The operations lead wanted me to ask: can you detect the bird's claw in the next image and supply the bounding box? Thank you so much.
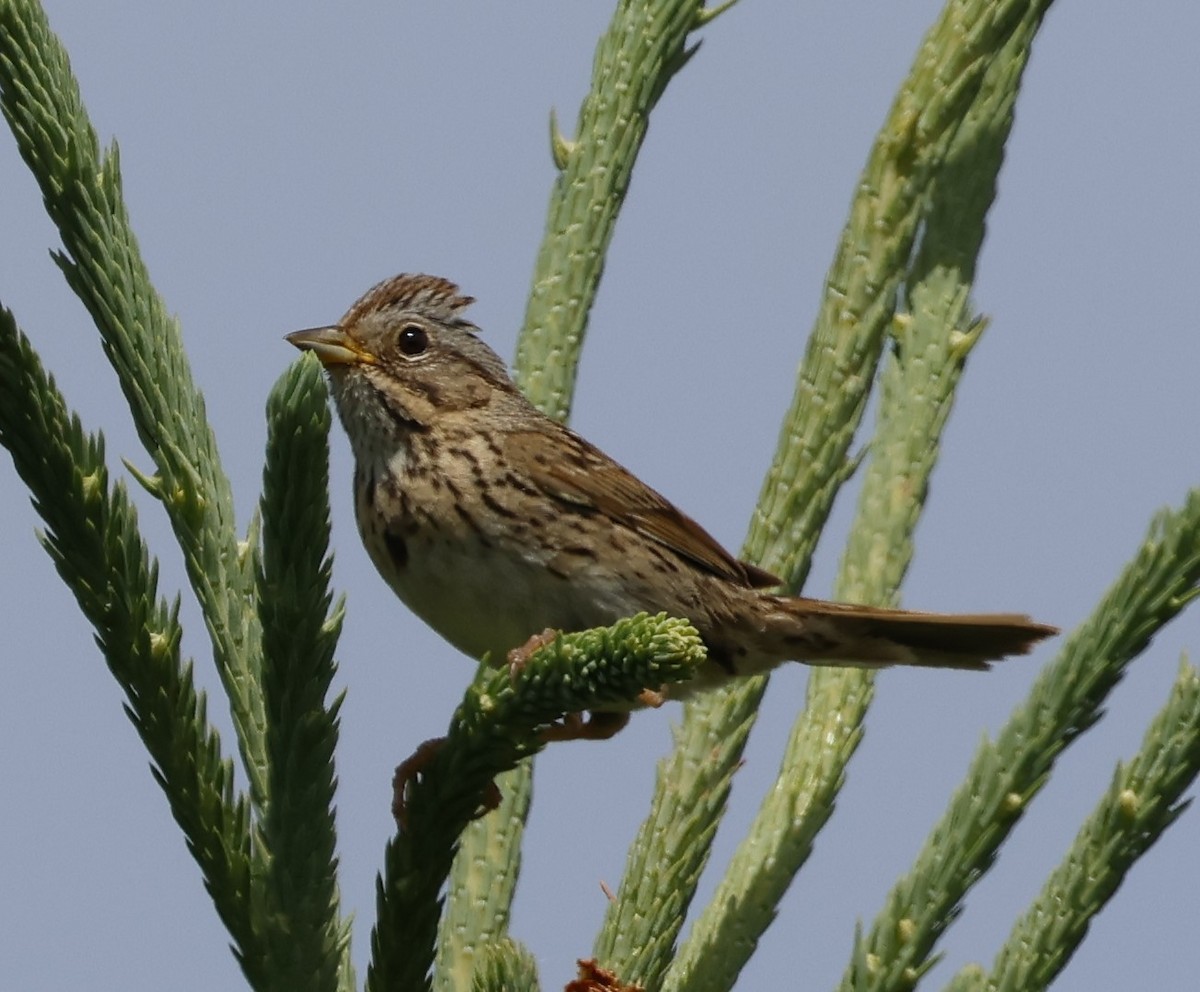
[507,627,559,682]
[391,736,502,830]
[637,687,666,708]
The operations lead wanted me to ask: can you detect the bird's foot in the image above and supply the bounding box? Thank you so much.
[637,687,666,708]
[391,736,502,830]
[507,627,559,681]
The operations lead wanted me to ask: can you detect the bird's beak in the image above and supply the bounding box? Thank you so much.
[285,326,377,366]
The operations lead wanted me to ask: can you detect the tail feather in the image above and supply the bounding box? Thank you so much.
[763,597,1058,672]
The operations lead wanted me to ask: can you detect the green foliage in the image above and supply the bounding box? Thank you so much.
[837,491,1200,992]
[369,615,706,992]
[0,1,1196,991]
[258,357,352,992]
[515,0,724,423]
[981,659,1200,991]
[0,0,269,807]
[0,306,261,980]
[603,4,1057,990]
[470,939,542,992]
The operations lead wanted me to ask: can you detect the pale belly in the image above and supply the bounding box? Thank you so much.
[365,523,640,665]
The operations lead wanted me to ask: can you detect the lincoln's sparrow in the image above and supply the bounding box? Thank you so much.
[288,274,1055,739]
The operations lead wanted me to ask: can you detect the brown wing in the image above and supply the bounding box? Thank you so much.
[505,428,780,589]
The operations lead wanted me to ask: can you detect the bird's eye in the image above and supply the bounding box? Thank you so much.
[397,324,429,357]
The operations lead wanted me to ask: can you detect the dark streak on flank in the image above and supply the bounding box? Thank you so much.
[385,531,408,569]
[362,467,376,509]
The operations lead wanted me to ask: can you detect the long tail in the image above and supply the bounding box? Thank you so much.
[758,596,1058,671]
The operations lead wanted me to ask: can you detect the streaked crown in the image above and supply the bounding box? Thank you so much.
[342,274,478,331]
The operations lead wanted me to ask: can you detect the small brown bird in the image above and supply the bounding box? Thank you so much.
[288,274,1055,739]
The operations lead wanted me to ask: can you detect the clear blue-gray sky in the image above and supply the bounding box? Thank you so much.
[2,2,1197,989]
